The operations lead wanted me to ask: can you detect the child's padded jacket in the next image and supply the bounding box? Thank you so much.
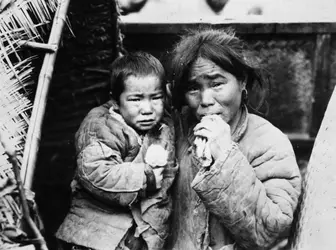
[56,100,177,250]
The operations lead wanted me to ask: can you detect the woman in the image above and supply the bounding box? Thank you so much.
[166,28,301,250]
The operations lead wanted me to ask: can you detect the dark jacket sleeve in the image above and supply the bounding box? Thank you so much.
[191,126,301,249]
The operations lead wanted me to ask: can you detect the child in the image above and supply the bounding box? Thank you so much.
[56,52,177,250]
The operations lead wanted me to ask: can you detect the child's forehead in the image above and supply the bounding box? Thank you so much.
[123,74,163,92]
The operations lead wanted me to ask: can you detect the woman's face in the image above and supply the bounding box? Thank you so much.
[185,57,245,126]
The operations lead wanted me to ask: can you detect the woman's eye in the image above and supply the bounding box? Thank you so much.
[187,89,199,96]
[187,85,199,92]
[212,82,223,88]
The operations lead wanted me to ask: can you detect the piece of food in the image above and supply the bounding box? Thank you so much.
[193,136,212,167]
[145,144,168,167]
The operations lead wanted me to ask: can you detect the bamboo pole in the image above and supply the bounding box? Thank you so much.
[21,0,71,189]
[291,87,336,249]
[18,41,58,53]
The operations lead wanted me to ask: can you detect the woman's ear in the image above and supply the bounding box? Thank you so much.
[166,82,172,99]
[241,75,248,90]
[241,81,247,91]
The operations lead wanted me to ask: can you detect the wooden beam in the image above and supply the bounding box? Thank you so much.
[120,22,336,35]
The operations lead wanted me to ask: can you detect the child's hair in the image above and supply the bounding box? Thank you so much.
[110,51,166,103]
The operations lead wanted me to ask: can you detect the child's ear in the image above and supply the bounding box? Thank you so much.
[109,91,120,107]
[166,83,172,99]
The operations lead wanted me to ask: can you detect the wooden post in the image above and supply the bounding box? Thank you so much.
[291,87,336,249]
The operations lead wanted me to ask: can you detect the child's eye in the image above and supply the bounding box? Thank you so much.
[129,98,140,102]
[152,95,163,100]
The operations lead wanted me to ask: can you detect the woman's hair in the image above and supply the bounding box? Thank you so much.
[168,27,269,113]
[110,51,166,103]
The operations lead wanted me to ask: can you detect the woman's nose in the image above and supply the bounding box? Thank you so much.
[140,100,153,114]
[200,89,215,107]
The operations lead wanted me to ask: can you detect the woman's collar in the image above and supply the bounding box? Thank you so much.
[231,105,249,142]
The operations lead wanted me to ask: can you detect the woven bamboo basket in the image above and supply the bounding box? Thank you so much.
[0,0,70,249]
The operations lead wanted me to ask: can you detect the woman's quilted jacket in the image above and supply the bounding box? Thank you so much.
[167,107,302,250]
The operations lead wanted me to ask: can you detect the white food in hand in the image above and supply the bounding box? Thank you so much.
[145,144,168,167]
[194,136,212,167]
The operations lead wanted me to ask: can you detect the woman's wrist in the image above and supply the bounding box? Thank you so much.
[211,139,233,161]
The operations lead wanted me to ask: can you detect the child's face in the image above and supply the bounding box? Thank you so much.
[119,75,164,133]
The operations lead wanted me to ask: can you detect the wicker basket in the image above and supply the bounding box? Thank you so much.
[0,159,23,249]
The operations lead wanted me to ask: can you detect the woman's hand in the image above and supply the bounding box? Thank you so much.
[193,115,232,161]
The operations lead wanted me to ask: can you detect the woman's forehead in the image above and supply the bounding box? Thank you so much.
[189,57,228,80]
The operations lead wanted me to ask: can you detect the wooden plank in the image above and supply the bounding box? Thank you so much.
[121,22,275,35]
[275,23,336,34]
[121,22,336,35]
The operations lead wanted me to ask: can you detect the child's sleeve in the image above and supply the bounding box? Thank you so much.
[76,139,147,207]
[74,118,156,207]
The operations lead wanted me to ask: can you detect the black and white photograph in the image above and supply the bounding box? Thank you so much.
[0,0,336,250]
